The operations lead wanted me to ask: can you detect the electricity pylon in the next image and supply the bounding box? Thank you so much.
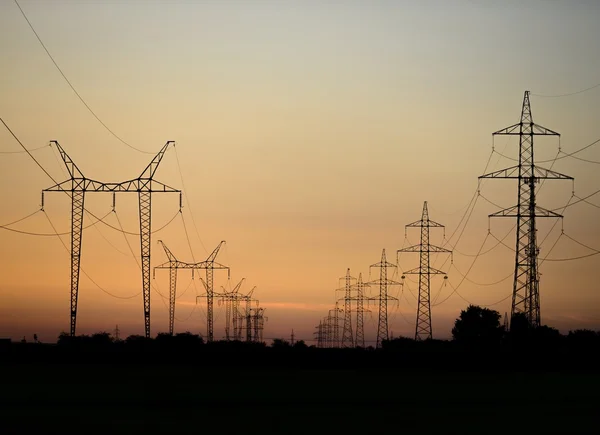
[315,321,323,348]
[193,241,229,341]
[352,273,370,348]
[328,303,343,348]
[336,269,356,347]
[155,240,229,338]
[219,278,245,340]
[238,287,256,341]
[368,249,402,348]
[43,140,180,338]
[398,201,451,341]
[479,90,573,327]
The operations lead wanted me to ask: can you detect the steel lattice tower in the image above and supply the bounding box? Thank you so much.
[398,201,451,340]
[43,141,180,338]
[369,249,402,348]
[155,240,229,339]
[353,273,370,348]
[219,278,245,340]
[479,91,572,327]
[338,268,356,347]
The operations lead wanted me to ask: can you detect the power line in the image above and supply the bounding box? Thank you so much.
[0,143,49,154]
[43,210,141,300]
[13,0,152,154]
[531,82,600,98]
[174,146,208,255]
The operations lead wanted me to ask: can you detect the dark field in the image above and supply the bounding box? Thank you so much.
[1,356,598,434]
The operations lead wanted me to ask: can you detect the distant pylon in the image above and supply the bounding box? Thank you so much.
[328,302,343,348]
[353,273,370,348]
[290,329,295,346]
[504,312,510,332]
[315,321,323,348]
[338,268,356,347]
[368,249,402,349]
[479,90,573,327]
[398,201,451,341]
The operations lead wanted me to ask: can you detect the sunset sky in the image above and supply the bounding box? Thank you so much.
[1,0,600,344]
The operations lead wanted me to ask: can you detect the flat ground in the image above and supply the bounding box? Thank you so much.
[1,363,598,434]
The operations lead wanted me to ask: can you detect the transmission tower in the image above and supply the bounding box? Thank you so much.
[290,329,295,346]
[43,141,180,338]
[238,287,256,341]
[352,273,370,348]
[155,240,229,338]
[398,201,451,341]
[479,90,573,327]
[328,303,343,348]
[315,321,323,348]
[219,278,245,340]
[336,269,356,347]
[368,249,402,348]
[503,312,510,332]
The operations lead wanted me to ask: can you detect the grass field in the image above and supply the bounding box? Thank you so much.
[1,363,598,434]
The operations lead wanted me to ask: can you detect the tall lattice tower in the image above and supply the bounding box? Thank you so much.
[480,90,572,327]
[398,201,451,341]
[339,268,356,347]
[352,273,370,348]
[369,249,402,349]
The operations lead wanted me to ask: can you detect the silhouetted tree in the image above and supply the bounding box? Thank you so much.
[567,329,600,349]
[531,325,562,348]
[271,338,291,348]
[452,305,503,346]
[91,332,113,346]
[174,331,203,346]
[293,340,308,349]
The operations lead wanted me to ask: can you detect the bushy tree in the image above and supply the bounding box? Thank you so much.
[271,338,291,348]
[452,305,503,346]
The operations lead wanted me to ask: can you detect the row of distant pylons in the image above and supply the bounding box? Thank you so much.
[42,140,265,342]
[315,90,573,347]
[314,201,450,349]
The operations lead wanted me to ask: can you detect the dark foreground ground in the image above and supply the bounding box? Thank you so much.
[1,345,599,434]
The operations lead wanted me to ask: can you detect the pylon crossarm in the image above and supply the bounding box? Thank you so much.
[158,240,177,262]
[402,266,446,275]
[206,240,226,262]
[405,220,444,228]
[532,166,573,180]
[531,123,560,136]
[138,141,174,179]
[398,245,451,253]
[43,178,180,193]
[490,205,563,218]
[493,122,521,135]
[479,165,520,179]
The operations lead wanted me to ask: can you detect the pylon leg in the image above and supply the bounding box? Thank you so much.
[225,298,231,341]
[139,191,152,338]
[206,267,214,342]
[70,191,85,336]
[169,265,177,336]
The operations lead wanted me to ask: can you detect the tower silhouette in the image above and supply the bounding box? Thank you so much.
[398,202,451,340]
[479,91,572,327]
[369,249,402,348]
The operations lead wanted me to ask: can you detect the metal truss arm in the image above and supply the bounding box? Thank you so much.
[489,205,564,219]
[402,266,446,276]
[398,245,451,253]
[479,165,520,179]
[51,140,85,179]
[139,141,174,179]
